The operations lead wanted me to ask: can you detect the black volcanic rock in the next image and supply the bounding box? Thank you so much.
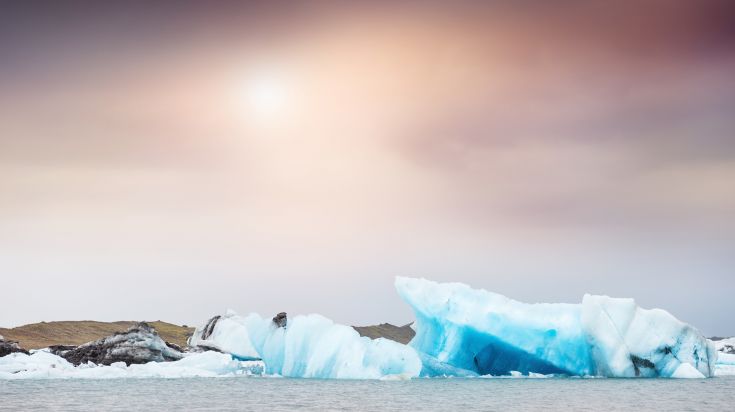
[59,322,184,366]
[273,312,287,328]
[200,315,221,341]
[48,344,77,357]
[0,335,30,357]
[186,315,225,353]
[187,342,224,354]
[165,341,186,353]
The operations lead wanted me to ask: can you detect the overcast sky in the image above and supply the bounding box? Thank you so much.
[1,1,734,335]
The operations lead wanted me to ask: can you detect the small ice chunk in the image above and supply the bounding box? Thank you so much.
[671,363,705,379]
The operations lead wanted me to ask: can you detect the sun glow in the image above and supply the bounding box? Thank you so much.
[235,70,290,120]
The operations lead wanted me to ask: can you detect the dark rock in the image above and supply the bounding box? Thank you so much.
[60,322,184,366]
[187,342,224,354]
[630,355,656,377]
[165,341,185,353]
[48,345,77,357]
[272,312,287,328]
[0,335,30,357]
[200,315,221,341]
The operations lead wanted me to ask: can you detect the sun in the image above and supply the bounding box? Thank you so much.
[235,70,290,119]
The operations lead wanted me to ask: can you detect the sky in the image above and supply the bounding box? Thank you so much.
[1,1,734,335]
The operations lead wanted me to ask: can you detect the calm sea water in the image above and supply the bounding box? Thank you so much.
[1,377,734,411]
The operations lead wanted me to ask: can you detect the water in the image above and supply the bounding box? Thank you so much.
[1,377,734,411]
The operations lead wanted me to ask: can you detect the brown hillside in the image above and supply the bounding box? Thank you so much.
[0,321,194,350]
[353,323,415,344]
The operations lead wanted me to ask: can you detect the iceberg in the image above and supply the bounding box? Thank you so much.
[188,311,261,361]
[714,337,735,354]
[189,311,422,379]
[55,322,184,366]
[1,277,719,380]
[396,277,716,378]
[711,337,735,376]
[715,352,735,376]
[0,350,264,380]
[582,295,715,378]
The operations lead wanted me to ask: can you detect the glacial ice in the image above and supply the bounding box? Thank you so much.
[1,277,722,380]
[395,277,717,378]
[0,350,264,380]
[711,337,735,376]
[714,337,735,354]
[188,310,260,361]
[716,352,735,365]
[582,295,716,378]
[190,311,422,379]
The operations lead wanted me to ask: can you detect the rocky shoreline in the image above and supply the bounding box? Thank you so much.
[0,335,29,357]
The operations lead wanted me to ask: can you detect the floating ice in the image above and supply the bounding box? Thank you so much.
[0,350,263,380]
[396,277,717,378]
[1,277,720,380]
[716,352,735,365]
[711,337,735,376]
[714,351,735,376]
[191,311,422,379]
[714,354,735,376]
[714,337,735,354]
[417,352,478,377]
[582,295,716,378]
[189,310,260,361]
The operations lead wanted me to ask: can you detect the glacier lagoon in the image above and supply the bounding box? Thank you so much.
[2,377,735,411]
[1,277,730,380]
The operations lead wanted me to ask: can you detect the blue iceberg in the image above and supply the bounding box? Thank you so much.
[396,277,717,378]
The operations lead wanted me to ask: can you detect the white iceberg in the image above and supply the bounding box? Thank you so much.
[191,311,422,379]
[714,337,735,354]
[396,277,717,378]
[711,337,735,376]
[189,310,261,360]
[582,295,715,378]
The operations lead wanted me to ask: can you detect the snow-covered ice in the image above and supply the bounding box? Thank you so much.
[714,337,735,354]
[0,350,263,380]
